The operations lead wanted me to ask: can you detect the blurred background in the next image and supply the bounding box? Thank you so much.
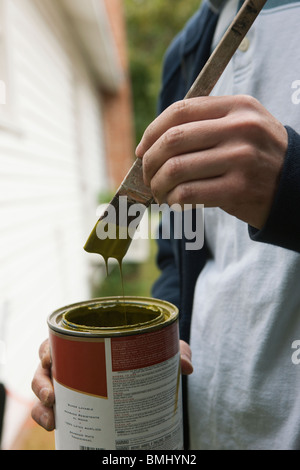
[0,0,200,450]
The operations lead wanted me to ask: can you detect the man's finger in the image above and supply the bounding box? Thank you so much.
[31,363,55,407]
[31,401,55,432]
[180,340,193,375]
[136,96,232,158]
[39,339,51,369]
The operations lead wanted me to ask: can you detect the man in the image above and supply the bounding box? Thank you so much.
[32,0,300,449]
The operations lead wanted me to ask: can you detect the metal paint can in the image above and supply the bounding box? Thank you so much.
[47,296,183,450]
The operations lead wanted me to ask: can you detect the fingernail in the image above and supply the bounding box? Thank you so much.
[39,387,50,405]
[181,354,194,373]
[135,143,142,157]
[41,351,51,369]
[40,412,51,431]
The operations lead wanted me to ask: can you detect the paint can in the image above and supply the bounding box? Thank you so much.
[47,296,183,450]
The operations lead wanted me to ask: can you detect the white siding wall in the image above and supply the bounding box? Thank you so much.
[0,0,108,445]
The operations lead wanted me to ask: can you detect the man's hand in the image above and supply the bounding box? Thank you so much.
[31,339,193,431]
[31,340,55,431]
[180,340,193,375]
[136,95,288,229]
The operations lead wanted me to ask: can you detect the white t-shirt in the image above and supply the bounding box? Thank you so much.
[188,0,300,450]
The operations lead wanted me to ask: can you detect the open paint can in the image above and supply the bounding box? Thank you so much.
[47,296,183,450]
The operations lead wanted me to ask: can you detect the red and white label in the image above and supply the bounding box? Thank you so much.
[50,322,183,450]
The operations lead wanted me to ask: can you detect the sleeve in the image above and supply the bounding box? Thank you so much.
[249,126,300,253]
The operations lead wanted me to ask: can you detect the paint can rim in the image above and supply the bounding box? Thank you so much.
[47,296,179,338]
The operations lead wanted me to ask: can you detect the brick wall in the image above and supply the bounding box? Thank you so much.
[103,0,135,189]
